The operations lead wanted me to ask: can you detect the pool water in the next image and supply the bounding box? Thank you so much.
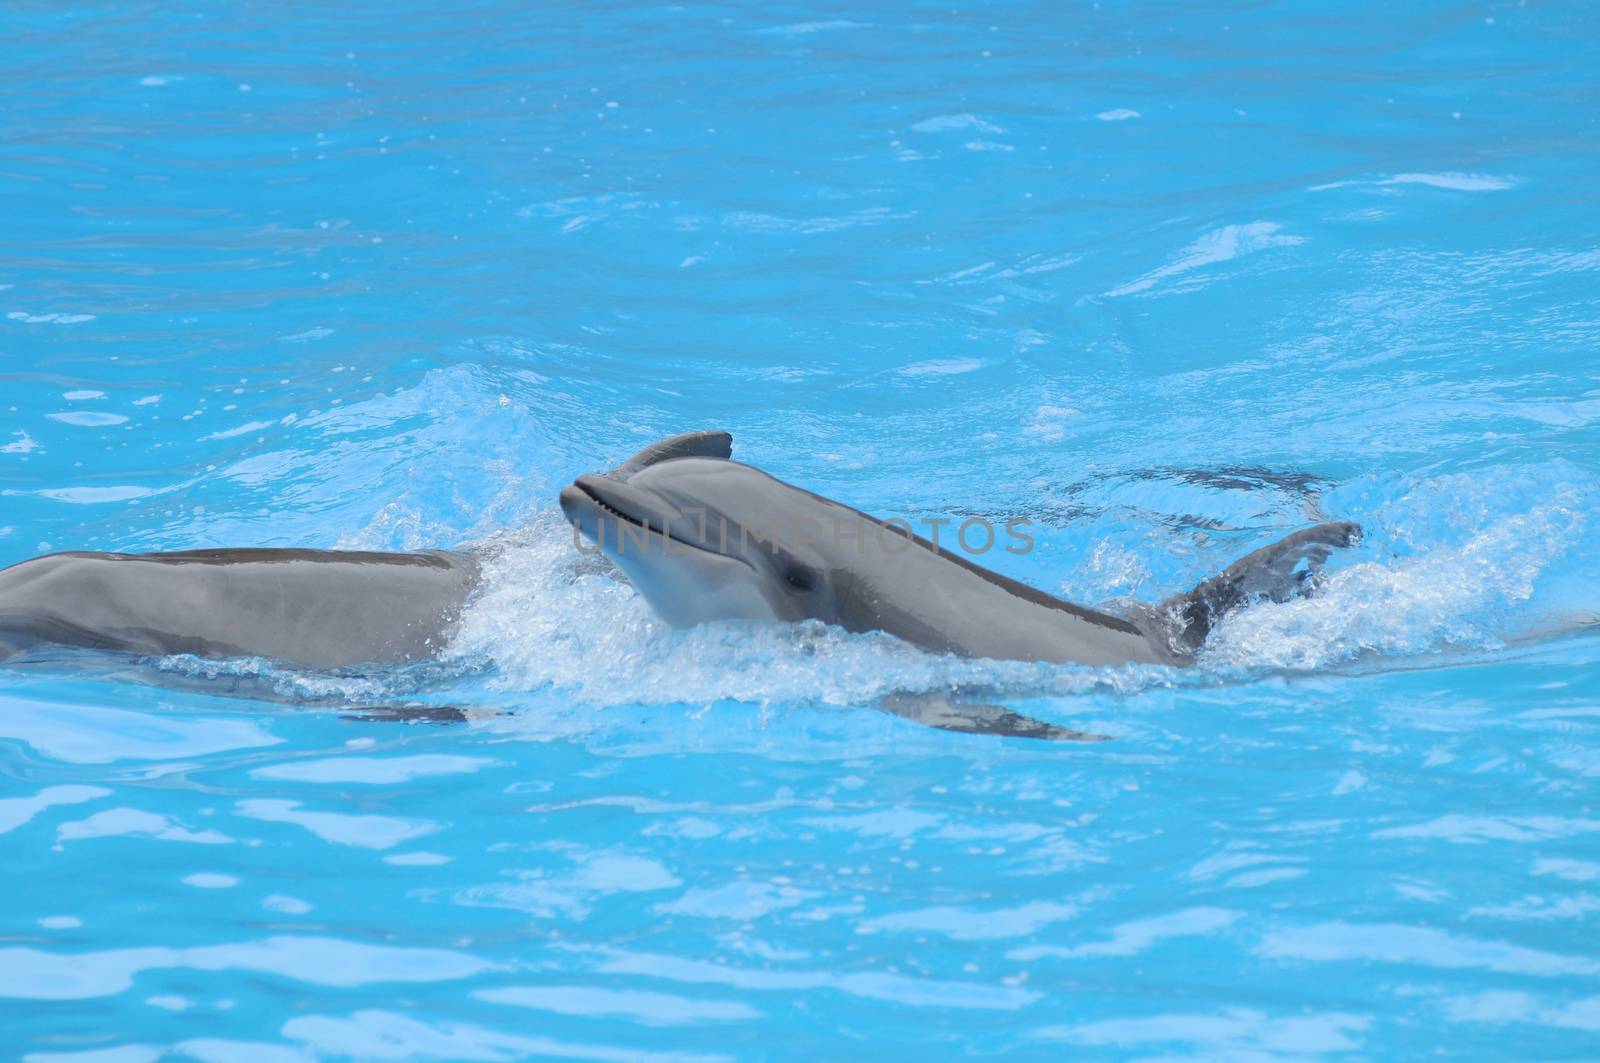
[4,1,1600,1058]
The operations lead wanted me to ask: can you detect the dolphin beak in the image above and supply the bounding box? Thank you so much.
[558,484,602,541]
[558,483,592,519]
[571,474,671,531]
[560,474,683,554]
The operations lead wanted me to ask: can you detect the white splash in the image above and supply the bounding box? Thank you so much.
[1,431,38,454]
[203,420,275,441]
[1311,172,1515,193]
[1384,172,1514,191]
[283,327,333,342]
[911,114,1004,134]
[757,19,870,36]
[36,485,158,504]
[446,516,1139,708]
[1107,222,1304,296]
[898,358,983,377]
[46,411,127,427]
[1205,492,1586,671]
[7,311,95,324]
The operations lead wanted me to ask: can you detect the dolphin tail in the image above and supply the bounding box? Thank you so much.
[1160,520,1362,654]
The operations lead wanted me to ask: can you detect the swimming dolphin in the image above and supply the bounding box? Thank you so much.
[559,431,1360,669]
[0,547,477,669]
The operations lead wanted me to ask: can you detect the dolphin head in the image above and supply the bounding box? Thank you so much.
[558,432,852,629]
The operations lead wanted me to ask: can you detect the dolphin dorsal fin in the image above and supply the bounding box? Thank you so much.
[611,431,733,479]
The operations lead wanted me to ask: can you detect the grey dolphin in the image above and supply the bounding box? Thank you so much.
[0,548,478,669]
[559,431,1360,669]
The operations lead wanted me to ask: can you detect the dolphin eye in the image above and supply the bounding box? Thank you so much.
[784,566,816,593]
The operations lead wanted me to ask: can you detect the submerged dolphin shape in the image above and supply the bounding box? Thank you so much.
[559,431,1360,670]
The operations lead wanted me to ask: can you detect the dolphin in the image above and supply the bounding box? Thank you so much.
[0,431,1356,743]
[559,431,1360,672]
[0,547,478,669]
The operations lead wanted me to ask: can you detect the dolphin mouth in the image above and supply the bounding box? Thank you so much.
[562,475,738,562]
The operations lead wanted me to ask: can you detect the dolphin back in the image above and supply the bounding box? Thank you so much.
[0,548,481,669]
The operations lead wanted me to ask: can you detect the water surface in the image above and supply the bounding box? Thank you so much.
[3,1,1600,1058]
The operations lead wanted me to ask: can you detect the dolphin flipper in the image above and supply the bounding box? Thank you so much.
[341,704,476,724]
[877,692,1111,742]
[611,431,733,479]
[1161,520,1362,653]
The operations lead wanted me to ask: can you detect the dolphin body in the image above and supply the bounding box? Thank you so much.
[0,548,478,669]
[560,431,1360,673]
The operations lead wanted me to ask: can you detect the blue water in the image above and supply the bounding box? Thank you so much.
[4,1,1600,1058]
